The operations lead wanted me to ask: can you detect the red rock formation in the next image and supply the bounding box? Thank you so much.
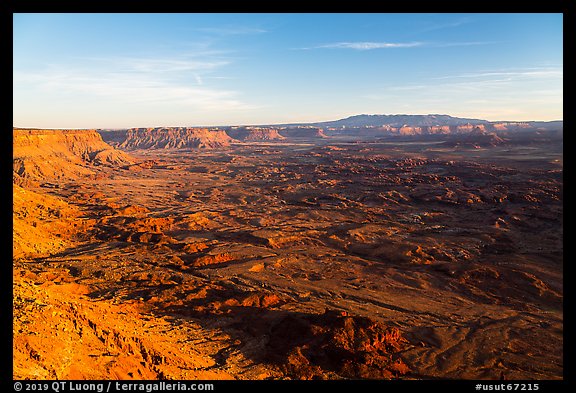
[279,127,328,138]
[13,184,82,258]
[398,125,422,135]
[226,127,285,141]
[376,124,489,136]
[13,128,135,186]
[443,127,505,148]
[265,309,410,379]
[118,127,234,149]
[492,122,531,131]
[422,125,451,134]
[451,123,487,134]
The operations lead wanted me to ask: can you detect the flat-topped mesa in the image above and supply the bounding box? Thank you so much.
[13,128,135,186]
[15,129,105,156]
[226,126,285,141]
[116,127,235,150]
[13,128,134,163]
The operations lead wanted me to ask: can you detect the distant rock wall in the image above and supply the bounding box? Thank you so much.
[279,127,327,138]
[114,127,235,149]
[226,127,285,141]
[384,123,488,136]
[96,129,129,146]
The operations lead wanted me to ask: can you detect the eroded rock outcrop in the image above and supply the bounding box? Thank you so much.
[13,129,135,186]
[226,127,285,141]
[13,184,83,258]
[442,127,506,148]
[279,127,328,138]
[115,127,235,150]
[265,309,410,379]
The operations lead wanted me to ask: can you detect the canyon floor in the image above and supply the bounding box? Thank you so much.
[13,139,563,380]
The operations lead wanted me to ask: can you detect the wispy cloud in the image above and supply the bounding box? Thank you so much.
[14,69,252,110]
[127,58,230,73]
[433,67,563,80]
[416,17,473,34]
[302,41,423,50]
[77,55,230,74]
[301,40,495,51]
[381,68,562,95]
[430,41,500,48]
[194,26,267,35]
[361,65,562,120]
[13,52,257,112]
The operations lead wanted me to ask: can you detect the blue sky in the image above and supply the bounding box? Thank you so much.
[13,13,563,128]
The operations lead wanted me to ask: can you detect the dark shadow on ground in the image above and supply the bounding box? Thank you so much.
[87,282,411,380]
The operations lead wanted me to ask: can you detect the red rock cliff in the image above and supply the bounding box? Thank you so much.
[13,128,135,185]
[118,127,235,149]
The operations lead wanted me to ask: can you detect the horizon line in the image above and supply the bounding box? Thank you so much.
[13,113,564,131]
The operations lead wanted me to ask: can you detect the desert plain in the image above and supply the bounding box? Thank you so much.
[12,124,563,380]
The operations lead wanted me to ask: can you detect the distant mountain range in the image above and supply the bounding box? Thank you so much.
[265,114,561,130]
[312,114,488,128]
[94,114,562,147]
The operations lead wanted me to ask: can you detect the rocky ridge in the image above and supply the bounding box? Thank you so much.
[226,127,285,141]
[115,128,234,150]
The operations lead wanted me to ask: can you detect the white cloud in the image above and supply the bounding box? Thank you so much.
[127,58,230,73]
[302,41,496,51]
[303,41,423,50]
[430,41,500,48]
[358,64,562,121]
[417,17,473,33]
[194,26,267,35]
[74,55,230,74]
[15,70,251,110]
[434,67,563,80]
[13,53,257,114]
